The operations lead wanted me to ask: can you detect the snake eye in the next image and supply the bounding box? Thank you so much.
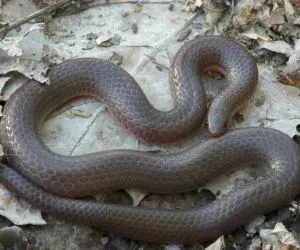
[202,64,227,80]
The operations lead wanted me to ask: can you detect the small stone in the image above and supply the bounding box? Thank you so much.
[82,40,94,50]
[140,194,162,209]
[192,14,205,29]
[198,189,217,202]
[205,236,225,250]
[133,3,143,12]
[109,52,123,66]
[293,134,300,145]
[96,34,121,47]
[244,216,266,234]
[131,22,138,34]
[164,245,181,250]
[100,237,109,246]
[119,23,129,31]
[294,16,300,25]
[0,226,26,249]
[86,32,98,40]
[106,236,131,249]
[249,237,262,250]
[255,95,265,107]
[67,41,75,47]
[296,124,300,132]
[168,4,174,11]
[156,65,163,71]
[233,112,244,124]
[144,246,164,250]
[265,13,286,27]
[121,10,130,17]
[0,22,8,28]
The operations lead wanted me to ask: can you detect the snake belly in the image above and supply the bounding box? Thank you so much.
[0,35,299,244]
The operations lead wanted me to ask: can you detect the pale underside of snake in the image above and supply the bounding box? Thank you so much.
[0,35,299,244]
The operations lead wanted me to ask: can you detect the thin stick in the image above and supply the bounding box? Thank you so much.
[89,0,173,6]
[0,0,73,40]
[109,0,172,4]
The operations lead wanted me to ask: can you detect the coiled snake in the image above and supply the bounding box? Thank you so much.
[0,36,299,244]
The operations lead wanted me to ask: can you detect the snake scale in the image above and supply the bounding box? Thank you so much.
[0,36,299,244]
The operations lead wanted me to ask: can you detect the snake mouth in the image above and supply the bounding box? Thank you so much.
[209,127,227,137]
[207,117,228,137]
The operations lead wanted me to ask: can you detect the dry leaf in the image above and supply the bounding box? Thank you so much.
[277,74,300,87]
[260,222,300,250]
[242,31,271,41]
[195,0,203,8]
[284,0,295,15]
[259,40,294,55]
[66,109,92,119]
[205,236,225,250]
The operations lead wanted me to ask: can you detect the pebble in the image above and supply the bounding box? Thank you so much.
[0,226,26,249]
[100,236,109,246]
[168,4,174,11]
[244,216,266,234]
[165,245,181,250]
[109,52,123,66]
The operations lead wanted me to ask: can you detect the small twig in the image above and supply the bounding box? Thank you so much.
[230,0,234,17]
[144,54,169,70]
[89,0,173,6]
[131,12,199,74]
[175,12,199,41]
[110,0,172,3]
[178,12,200,35]
[0,0,74,40]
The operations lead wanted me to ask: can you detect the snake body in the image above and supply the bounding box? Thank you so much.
[0,36,299,244]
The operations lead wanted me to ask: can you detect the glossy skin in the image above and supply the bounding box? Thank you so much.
[0,36,299,244]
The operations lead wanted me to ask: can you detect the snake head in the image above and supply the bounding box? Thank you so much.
[207,111,228,137]
[208,122,227,137]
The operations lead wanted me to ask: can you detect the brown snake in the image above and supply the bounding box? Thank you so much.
[0,36,299,244]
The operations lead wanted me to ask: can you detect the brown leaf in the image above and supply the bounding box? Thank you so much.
[277,74,300,88]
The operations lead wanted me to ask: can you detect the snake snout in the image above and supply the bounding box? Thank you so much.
[207,112,228,137]
[208,122,227,137]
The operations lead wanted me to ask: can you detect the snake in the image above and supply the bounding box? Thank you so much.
[0,35,299,244]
